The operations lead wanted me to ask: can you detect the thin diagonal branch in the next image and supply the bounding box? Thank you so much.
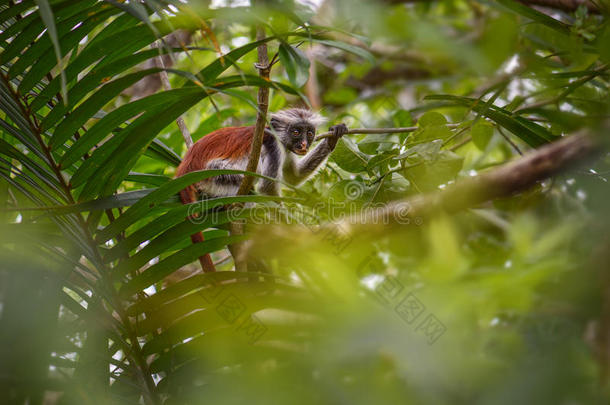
[315,124,460,141]
[348,131,600,232]
[383,0,601,13]
[153,41,193,149]
[258,128,603,247]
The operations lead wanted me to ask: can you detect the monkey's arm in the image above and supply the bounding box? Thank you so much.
[283,140,331,184]
[283,124,347,185]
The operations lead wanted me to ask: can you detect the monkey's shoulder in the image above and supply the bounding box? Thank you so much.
[197,126,255,144]
[195,125,278,149]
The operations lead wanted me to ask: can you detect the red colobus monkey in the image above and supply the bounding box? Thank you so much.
[176,108,348,272]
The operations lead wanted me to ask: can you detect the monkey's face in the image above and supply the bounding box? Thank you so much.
[285,123,315,155]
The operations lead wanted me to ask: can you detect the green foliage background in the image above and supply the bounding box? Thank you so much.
[1,0,609,404]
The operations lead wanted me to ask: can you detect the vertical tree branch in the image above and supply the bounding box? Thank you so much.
[230,18,271,272]
[237,26,270,195]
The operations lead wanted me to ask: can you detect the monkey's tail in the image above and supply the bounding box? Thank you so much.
[180,186,217,273]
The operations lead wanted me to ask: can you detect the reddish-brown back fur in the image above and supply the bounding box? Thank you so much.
[176,126,256,177]
[175,126,259,273]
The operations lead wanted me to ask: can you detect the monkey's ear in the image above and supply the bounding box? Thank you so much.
[270,117,281,130]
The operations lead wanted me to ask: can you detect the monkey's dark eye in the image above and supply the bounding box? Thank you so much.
[307,131,313,137]
[292,130,300,136]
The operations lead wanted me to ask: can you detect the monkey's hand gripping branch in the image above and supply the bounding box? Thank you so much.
[326,123,348,150]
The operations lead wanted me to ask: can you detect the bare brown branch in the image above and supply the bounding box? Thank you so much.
[315,124,460,141]
[517,0,600,12]
[258,129,602,249]
[231,18,272,272]
[237,28,270,196]
[348,132,599,232]
[153,40,194,149]
[305,47,322,110]
[384,0,600,12]
[124,30,193,100]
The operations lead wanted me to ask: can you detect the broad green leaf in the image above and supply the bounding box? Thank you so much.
[0,138,63,196]
[75,96,204,200]
[0,117,47,162]
[104,195,283,263]
[479,13,519,70]
[10,189,157,216]
[185,37,274,87]
[16,7,120,92]
[471,122,494,150]
[125,173,171,187]
[425,94,556,147]
[53,68,166,151]
[418,111,447,127]
[367,151,399,173]
[74,77,296,199]
[308,38,375,63]
[393,109,414,142]
[125,271,287,316]
[278,42,310,88]
[34,47,162,114]
[191,108,237,141]
[141,281,313,355]
[95,169,275,243]
[393,110,414,127]
[144,139,182,167]
[135,280,303,337]
[409,112,453,144]
[64,88,201,178]
[37,16,186,120]
[358,133,398,154]
[0,1,31,24]
[34,0,68,101]
[331,137,369,173]
[0,0,96,61]
[149,327,296,373]
[112,209,255,281]
[410,125,452,144]
[395,139,443,160]
[494,0,571,35]
[119,235,247,297]
[403,150,464,192]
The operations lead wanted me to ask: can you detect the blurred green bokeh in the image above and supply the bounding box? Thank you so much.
[1,0,609,404]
